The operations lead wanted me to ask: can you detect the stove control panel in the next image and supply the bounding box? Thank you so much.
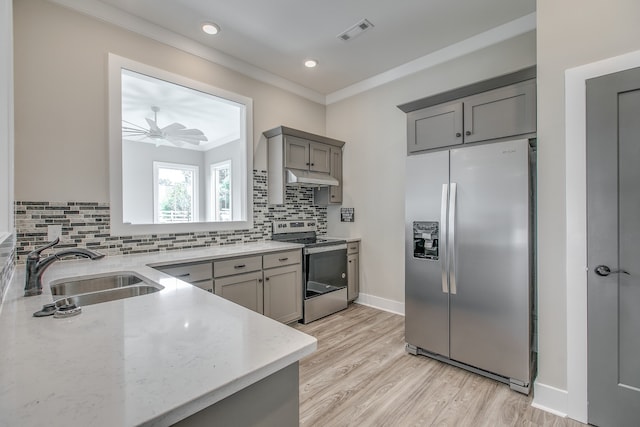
[272,220,317,234]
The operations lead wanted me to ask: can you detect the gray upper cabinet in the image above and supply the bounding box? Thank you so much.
[407,102,463,153]
[462,80,536,144]
[284,136,331,173]
[314,146,343,205]
[400,67,537,154]
[264,126,345,205]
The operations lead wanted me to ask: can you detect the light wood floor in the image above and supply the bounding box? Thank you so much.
[294,304,586,427]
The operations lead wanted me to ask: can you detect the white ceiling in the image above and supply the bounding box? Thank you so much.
[50,0,536,102]
[121,69,241,151]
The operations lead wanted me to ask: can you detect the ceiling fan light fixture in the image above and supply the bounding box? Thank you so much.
[304,59,318,68]
[202,22,220,35]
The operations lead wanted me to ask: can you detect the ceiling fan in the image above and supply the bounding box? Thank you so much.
[122,106,208,147]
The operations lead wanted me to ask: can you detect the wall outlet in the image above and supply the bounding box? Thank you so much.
[47,224,62,241]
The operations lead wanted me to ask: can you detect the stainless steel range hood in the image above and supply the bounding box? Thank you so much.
[286,169,339,187]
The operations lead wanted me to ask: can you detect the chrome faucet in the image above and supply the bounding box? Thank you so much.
[24,237,105,296]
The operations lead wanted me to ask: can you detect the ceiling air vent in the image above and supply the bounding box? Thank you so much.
[337,19,374,42]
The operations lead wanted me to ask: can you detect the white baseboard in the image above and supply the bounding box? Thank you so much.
[355,293,405,316]
[532,381,568,418]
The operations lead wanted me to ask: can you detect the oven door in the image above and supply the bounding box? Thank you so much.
[304,244,347,298]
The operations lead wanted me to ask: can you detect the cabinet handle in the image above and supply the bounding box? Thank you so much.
[456,132,461,137]
[258,278,262,283]
[349,260,352,263]
[465,131,471,136]
[265,277,270,281]
[331,195,335,198]
[278,257,289,261]
[311,163,315,166]
[234,264,246,269]
[176,273,190,278]
[306,162,310,166]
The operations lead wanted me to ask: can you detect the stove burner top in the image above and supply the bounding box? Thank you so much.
[271,220,346,248]
[271,234,346,248]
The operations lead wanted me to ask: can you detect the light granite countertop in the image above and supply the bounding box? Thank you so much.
[0,241,317,427]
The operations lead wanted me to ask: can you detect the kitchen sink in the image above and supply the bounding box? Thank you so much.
[53,285,162,308]
[50,272,146,296]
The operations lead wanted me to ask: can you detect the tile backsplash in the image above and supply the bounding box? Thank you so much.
[14,170,327,263]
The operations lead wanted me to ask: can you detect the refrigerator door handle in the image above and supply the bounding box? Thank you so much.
[440,184,449,293]
[448,183,457,294]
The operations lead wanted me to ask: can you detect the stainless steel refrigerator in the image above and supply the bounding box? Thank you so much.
[405,138,533,393]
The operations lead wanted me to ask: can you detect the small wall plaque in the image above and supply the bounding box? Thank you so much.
[340,208,354,222]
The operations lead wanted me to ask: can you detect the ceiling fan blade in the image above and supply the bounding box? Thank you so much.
[161,122,186,133]
[122,119,148,131]
[145,117,161,133]
[166,135,204,145]
[175,129,208,139]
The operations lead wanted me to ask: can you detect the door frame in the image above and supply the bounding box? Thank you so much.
[562,49,640,423]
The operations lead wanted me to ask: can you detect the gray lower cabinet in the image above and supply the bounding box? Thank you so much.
[215,271,264,313]
[264,264,302,324]
[214,250,303,323]
[156,261,214,293]
[406,79,536,153]
[155,249,303,324]
[347,242,360,302]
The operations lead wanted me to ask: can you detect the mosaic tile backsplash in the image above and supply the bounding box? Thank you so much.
[14,170,327,263]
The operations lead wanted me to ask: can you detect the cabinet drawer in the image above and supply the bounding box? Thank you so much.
[157,262,213,283]
[263,250,301,269]
[347,242,360,255]
[192,279,214,293]
[214,255,262,278]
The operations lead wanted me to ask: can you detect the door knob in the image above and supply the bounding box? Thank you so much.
[594,265,630,277]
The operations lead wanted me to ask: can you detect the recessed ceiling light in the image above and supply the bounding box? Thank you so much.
[202,23,220,35]
[304,59,318,68]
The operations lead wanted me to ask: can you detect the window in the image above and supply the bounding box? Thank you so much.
[108,54,253,236]
[153,162,199,223]
[211,161,231,221]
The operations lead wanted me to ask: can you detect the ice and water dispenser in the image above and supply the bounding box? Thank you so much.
[413,221,439,260]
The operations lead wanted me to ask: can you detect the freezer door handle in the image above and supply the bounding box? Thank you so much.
[448,183,457,294]
[440,184,449,293]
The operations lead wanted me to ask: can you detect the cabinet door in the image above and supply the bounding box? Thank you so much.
[463,80,536,144]
[309,142,331,173]
[215,271,264,314]
[329,147,343,203]
[347,253,359,302]
[407,102,463,153]
[263,264,302,324]
[284,136,310,170]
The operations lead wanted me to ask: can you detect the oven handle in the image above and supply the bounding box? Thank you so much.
[304,243,348,255]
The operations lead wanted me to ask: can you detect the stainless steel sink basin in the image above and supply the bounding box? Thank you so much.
[51,273,146,296]
[54,285,161,308]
